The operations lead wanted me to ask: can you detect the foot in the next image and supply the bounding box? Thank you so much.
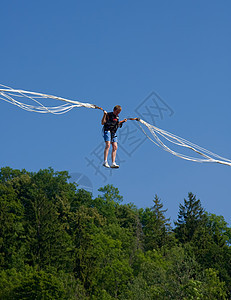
[103,161,110,168]
[111,162,119,168]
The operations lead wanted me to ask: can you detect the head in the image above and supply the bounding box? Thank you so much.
[113,105,122,116]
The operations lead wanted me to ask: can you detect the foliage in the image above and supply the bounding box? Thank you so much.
[0,167,230,299]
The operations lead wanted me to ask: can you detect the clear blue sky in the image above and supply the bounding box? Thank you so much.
[1,1,231,224]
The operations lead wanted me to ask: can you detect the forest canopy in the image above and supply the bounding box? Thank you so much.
[0,167,230,299]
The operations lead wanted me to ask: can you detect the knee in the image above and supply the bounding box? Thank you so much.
[112,144,118,151]
[105,142,110,150]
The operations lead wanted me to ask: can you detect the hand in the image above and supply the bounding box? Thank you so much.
[104,110,107,114]
[123,119,127,123]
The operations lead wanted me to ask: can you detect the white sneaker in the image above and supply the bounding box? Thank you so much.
[111,162,119,168]
[103,161,110,168]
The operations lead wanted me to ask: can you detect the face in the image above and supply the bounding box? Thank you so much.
[114,108,121,116]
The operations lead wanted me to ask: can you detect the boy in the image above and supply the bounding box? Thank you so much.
[101,105,127,168]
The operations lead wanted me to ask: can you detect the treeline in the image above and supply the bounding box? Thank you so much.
[0,167,230,299]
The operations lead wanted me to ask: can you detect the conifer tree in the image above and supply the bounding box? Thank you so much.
[174,192,206,243]
[141,195,173,251]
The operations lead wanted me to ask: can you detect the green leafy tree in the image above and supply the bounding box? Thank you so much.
[20,169,73,270]
[0,167,28,183]
[85,231,133,298]
[175,195,231,296]
[182,268,228,299]
[70,205,105,286]
[0,267,69,300]
[0,171,26,269]
[70,188,93,211]
[93,185,123,224]
[206,213,231,246]
[198,268,227,299]
[191,221,231,295]
[115,203,143,262]
[71,213,132,297]
[14,270,67,300]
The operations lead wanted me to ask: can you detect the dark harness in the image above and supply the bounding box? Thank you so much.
[103,112,122,134]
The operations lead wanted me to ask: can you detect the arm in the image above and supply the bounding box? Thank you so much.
[119,118,127,125]
[118,118,127,128]
[101,111,108,125]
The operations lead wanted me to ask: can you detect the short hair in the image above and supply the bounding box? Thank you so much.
[113,105,122,112]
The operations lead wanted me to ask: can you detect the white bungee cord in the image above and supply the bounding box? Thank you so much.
[0,84,95,114]
[137,119,231,167]
[1,84,231,167]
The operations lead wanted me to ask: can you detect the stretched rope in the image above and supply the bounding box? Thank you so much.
[1,84,230,167]
[137,119,231,167]
[0,84,97,114]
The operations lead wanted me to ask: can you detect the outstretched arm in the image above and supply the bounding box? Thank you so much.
[118,118,127,128]
[119,118,127,125]
[101,111,108,125]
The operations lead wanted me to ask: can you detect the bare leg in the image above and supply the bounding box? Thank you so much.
[104,141,111,162]
[111,142,118,163]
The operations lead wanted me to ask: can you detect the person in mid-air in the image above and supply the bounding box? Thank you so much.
[101,105,127,168]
